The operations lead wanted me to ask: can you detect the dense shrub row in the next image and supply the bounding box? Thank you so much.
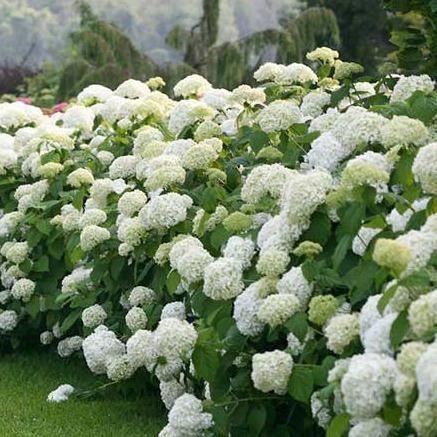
[0,48,436,436]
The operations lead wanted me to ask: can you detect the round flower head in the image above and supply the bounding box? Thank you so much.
[412,142,437,195]
[340,353,396,420]
[276,63,318,84]
[106,355,135,382]
[173,74,212,98]
[159,378,186,410]
[161,302,186,321]
[397,341,428,377]
[117,190,148,217]
[233,285,266,336]
[231,84,266,106]
[2,241,29,264]
[78,208,107,229]
[176,247,213,284]
[306,47,339,65]
[349,418,391,437]
[373,238,410,274]
[390,74,435,103]
[256,248,290,277]
[277,266,313,310]
[409,399,437,437]
[257,294,300,327]
[222,236,255,269]
[139,193,193,230]
[0,310,18,331]
[81,304,107,328]
[380,116,428,149]
[203,257,244,300]
[324,313,360,354]
[251,350,293,395]
[163,394,213,436]
[257,100,303,133]
[125,307,148,332]
[253,62,284,82]
[408,290,437,337]
[126,329,154,369]
[80,225,110,251]
[66,168,94,188]
[11,278,35,302]
[128,286,155,307]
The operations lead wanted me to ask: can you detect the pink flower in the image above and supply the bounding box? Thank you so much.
[16,97,32,105]
[51,102,68,114]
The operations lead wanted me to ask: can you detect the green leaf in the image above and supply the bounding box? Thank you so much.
[284,312,308,342]
[377,281,398,313]
[390,310,409,349]
[166,269,181,294]
[247,404,267,436]
[60,309,82,334]
[201,187,218,213]
[332,235,352,270]
[288,365,314,403]
[327,414,350,437]
[33,255,49,273]
[210,225,228,251]
[110,256,125,281]
[249,130,270,153]
[192,343,220,382]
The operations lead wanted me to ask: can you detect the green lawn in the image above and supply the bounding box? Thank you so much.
[0,349,165,437]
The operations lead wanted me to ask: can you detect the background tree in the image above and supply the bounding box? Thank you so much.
[307,0,392,73]
[384,0,437,77]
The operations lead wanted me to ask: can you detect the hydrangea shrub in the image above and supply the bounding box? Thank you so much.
[0,49,437,436]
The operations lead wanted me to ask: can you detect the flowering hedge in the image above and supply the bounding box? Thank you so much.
[0,47,437,436]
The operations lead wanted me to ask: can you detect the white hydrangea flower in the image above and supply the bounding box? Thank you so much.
[380,116,428,149]
[1,241,29,264]
[168,100,215,135]
[47,384,75,403]
[66,168,94,188]
[251,350,293,394]
[253,62,285,82]
[106,355,135,382]
[390,74,435,103]
[256,248,290,277]
[161,394,213,437]
[349,418,391,437]
[81,304,107,328]
[160,378,186,410]
[0,310,18,331]
[161,302,186,321]
[57,336,83,358]
[300,90,331,118]
[258,294,300,327]
[109,155,138,180]
[287,333,303,356]
[340,353,396,420]
[416,343,437,404]
[11,278,35,302]
[78,208,107,229]
[362,313,397,356]
[203,257,244,300]
[61,266,92,294]
[241,164,295,204]
[126,329,154,369]
[174,74,212,98]
[82,326,125,374]
[277,266,313,311]
[231,84,266,106]
[222,236,255,269]
[80,225,110,251]
[276,63,318,84]
[125,307,148,332]
[352,226,382,256]
[139,193,193,230]
[233,283,266,337]
[128,286,155,307]
[408,289,437,337]
[324,313,359,354]
[412,142,437,194]
[40,330,54,345]
[114,79,150,99]
[117,217,147,247]
[257,100,303,133]
[175,247,213,284]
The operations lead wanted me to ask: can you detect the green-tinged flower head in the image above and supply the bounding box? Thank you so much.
[308,295,338,326]
[334,61,364,80]
[373,238,410,274]
[256,146,283,162]
[206,168,227,185]
[293,241,323,258]
[223,212,253,233]
[194,120,221,141]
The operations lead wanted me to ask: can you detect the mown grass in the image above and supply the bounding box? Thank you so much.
[0,349,165,436]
